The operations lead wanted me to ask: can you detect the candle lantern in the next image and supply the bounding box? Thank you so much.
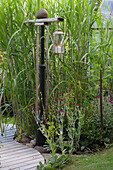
[53,28,64,54]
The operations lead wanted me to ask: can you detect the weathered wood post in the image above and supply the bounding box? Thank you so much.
[100,69,103,132]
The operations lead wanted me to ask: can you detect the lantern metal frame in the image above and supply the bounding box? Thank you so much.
[53,28,64,54]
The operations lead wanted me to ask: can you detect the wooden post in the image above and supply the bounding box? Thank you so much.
[36,26,39,118]
[100,69,103,131]
[46,25,49,116]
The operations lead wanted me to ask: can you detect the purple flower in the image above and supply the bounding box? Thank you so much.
[70,87,73,89]
[95,96,99,98]
[63,103,66,105]
[76,104,79,106]
[63,98,66,100]
[31,106,34,108]
[58,114,61,117]
[70,103,74,105]
[45,121,48,123]
[60,110,63,113]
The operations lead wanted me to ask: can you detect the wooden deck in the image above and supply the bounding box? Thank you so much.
[0,125,44,170]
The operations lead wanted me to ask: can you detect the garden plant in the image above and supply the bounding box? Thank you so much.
[0,0,113,169]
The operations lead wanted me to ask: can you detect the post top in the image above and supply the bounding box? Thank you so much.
[37,8,48,19]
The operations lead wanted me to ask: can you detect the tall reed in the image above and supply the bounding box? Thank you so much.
[0,0,113,137]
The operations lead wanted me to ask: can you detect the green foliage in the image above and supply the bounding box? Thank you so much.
[37,154,71,170]
[1,0,113,152]
[38,102,84,154]
[80,87,113,150]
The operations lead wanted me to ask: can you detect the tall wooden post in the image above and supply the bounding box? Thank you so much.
[100,69,103,131]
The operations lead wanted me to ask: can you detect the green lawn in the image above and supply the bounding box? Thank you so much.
[63,147,113,170]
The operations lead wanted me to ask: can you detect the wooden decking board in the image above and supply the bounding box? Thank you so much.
[1,147,38,156]
[17,161,44,170]
[1,131,16,135]
[0,125,44,170]
[1,140,19,145]
[0,143,27,150]
[0,137,14,141]
[0,153,41,163]
[0,134,15,138]
[0,141,18,146]
[1,162,40,170]
[0,133,15,137]
[1,158,43,169]
[0,151,40,161]
[0,145,33,154]
[0,139,14,143]
[0,143,30,150]
[0,138,14,142]
[1,155,43,167]
[0,149,38,159]
[0,139,13,143]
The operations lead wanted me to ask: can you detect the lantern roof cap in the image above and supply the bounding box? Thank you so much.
[53,28,64,35]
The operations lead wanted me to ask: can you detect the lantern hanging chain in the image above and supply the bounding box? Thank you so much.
[46,25,50,116]
[36,26,39,118]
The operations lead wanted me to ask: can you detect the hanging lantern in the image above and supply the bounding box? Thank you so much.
[53,28,64,54]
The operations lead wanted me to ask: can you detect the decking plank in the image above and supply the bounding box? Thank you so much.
[1,155,43,168]
[0,152,41,163]
[1,158,43,169]
[0,126,44,170]
[0,151,39,161]
[1,141,25,150]
[0,144,32,154]
[0,143,26,150]
[1,147,37,157]
[0,141,18,146]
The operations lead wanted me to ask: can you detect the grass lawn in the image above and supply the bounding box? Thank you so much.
[63,147,113,170]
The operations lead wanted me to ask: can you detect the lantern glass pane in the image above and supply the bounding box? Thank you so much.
[54,34,64,53]
[54,34,63,46]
